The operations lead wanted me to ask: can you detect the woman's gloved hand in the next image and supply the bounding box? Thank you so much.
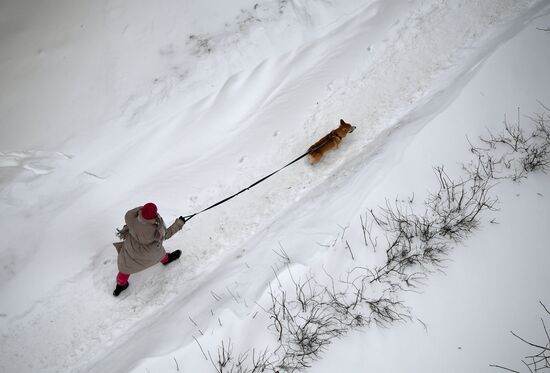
[116,225,129,240]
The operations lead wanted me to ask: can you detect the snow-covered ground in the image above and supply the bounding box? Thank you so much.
[1,1,549,372]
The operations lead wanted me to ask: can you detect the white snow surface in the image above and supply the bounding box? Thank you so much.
[1,0,550,372]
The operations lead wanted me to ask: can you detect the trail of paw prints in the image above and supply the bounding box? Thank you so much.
[0,150,72,176]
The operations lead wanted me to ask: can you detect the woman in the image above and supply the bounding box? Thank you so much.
[113,202,186,296]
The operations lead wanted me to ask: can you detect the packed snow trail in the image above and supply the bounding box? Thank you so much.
[0,0,549,372]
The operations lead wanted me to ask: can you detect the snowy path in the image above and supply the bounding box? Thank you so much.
[0,1,549,372]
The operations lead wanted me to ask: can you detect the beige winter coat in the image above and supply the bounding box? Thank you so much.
[113,207,185,274]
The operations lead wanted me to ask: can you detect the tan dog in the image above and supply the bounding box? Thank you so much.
[308,119,356,164]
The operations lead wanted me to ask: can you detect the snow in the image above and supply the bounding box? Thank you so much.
[1,0,550,372]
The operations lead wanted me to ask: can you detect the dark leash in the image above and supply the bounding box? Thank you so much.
[182,136,335,221]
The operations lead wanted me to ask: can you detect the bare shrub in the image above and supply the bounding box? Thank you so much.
[268,271,409,372]
[365,165,496,288]
[467,106,550,181]
[491,302,550,373]
[209,339,275,373]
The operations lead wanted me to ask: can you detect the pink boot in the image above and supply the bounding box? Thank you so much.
[113,272,130,297]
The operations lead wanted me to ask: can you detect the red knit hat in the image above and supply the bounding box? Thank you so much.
[141,203,158,220]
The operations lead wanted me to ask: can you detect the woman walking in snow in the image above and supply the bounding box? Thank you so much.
[113,203,186,296]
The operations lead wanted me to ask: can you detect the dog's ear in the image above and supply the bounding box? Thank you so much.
[340,119,345,126]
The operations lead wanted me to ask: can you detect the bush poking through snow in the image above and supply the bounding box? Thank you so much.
[209,340,275,373]
[271,273,410,372]
[466,105,550,182]
[188,34,214,56]
[364,165,497,288]
[490,302,550,373]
